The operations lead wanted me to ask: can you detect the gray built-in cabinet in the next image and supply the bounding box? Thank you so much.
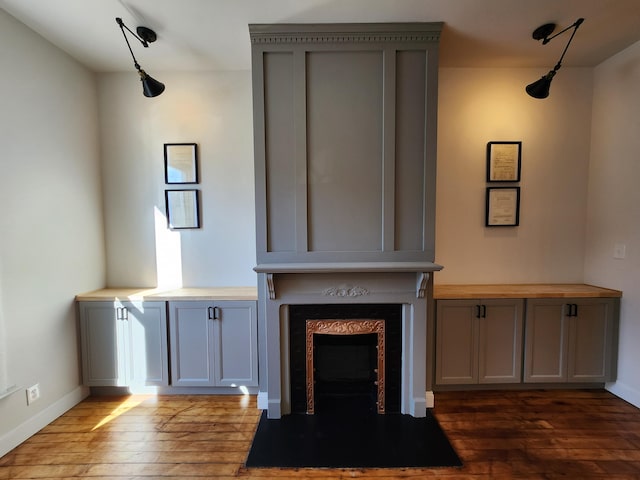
[168,301,258,388]
[77,288,259,390]
[524,298,618,383]
[434,285,621,388]
[79,301,169,387]
[436,299,524,385]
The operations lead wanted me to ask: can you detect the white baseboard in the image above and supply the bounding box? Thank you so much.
[257,391,268,410]
[426,390,435,408]
[0,386,89,458]
[606,381,640,409]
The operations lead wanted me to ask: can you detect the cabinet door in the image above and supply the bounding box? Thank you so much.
[567,299,616,382]
[524,299,569,382]
[126,301,169,386]
[79,302,127,386]
[169,301,215,386]
[436,300,478,384]
[212,301,259,387]
[478,299,524,384]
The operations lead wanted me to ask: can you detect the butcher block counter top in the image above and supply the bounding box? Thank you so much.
[75,287,258,302]
[434,284,622,300]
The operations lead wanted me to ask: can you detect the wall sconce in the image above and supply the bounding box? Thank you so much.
[526,18,584,99]
[116,17,165,97]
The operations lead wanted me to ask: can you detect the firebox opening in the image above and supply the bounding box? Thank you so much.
[314,333,378,413]
[289,304,402,415]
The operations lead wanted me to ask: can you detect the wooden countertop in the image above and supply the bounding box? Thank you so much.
[75,287,258,302]
[78,284,622,301]
[434,284,622,300]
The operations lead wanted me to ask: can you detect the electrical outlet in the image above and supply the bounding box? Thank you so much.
[614,243,626,259]
[26,384,40,405]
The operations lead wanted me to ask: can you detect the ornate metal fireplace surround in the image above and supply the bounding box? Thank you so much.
[289,304,402,415]
[306,319,385,414]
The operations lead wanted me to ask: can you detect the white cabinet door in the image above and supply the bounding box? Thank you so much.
[436,299,523,385]
[79,301,168,387]
[567,299,616,382]
[212,301,258,387]
[169,300,259,388]
[80,302,124,386]
[169,301,216,387]
[478,300,523,384]
[127,302,169,386]
[524,298,617,383]
[436,300,478,385]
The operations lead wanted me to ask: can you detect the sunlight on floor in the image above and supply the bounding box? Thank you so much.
[91,395,151,431]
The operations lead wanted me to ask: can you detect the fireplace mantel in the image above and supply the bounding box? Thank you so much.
[255,262,442,299]
[256,269,435,418]
[254,261,442,273]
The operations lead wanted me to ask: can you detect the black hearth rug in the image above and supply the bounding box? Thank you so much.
[245,411,462,469]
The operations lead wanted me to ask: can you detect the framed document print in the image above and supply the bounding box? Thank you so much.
[486,141,521,182]
[164,143,198,184]
[486,187,520,227]
[165,189,200,229]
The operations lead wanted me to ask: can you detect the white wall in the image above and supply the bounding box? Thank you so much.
[585,40,640,407]
[435,67,593,284]
[97,72,256,288]
[0,10,104,456]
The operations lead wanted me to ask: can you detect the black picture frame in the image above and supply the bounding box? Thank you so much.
[165,189,200,229]
[485,187,520,227]
[164,143,198,184]
[486,141,521,182]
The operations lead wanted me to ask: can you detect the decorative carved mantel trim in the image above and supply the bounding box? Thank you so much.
[323,285,369,297]
[305,319,385,415]
[256,262,442,299]
[265,273,275,300]
[416,272,430,298]
[249,23,443,46]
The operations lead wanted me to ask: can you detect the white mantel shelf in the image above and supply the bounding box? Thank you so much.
[253,262,443,274]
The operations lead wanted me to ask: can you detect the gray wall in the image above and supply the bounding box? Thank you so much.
[436,67,593,283]
[0,9,105,455]
[1,8,639,457]
[586,40,640,407]
[97,72,256,288]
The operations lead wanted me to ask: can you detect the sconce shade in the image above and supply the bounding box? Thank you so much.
[526,18,583,99]
[117,17,165,97]
[139,70,165,97]
[525,70,555,99]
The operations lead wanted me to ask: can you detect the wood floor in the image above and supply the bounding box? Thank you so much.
[1,389,640,479]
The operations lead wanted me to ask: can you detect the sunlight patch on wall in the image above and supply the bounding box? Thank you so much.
[154,206,183,289]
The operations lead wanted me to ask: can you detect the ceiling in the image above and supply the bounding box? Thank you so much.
[1,0,640,73]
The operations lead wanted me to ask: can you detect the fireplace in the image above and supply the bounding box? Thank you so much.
[254,269,440,418]
[250,23,442,419]
[289,304,402,414]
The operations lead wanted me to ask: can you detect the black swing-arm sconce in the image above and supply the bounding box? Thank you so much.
[526,18,584,99]
[116,17,165,97]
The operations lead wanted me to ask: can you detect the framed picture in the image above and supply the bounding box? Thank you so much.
[164,143,198,184]
[486,187,520,227]
[486,141,521,182]
[165,189,200,229]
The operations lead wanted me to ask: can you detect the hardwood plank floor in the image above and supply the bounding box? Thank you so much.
[1,389,640,479]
